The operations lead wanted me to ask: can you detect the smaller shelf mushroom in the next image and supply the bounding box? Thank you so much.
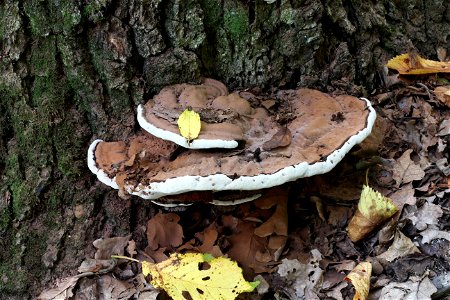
[87,80,376,205]
[137,78,272,149]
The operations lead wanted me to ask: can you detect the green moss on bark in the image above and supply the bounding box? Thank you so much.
[23,0,52,37]
[223,0,248,42]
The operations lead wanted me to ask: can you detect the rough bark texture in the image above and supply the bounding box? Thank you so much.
[0,0,448,296]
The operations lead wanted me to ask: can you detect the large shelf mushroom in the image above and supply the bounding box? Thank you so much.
[88,79,376,205]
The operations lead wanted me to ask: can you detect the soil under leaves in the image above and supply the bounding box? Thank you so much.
[39,76,450,300]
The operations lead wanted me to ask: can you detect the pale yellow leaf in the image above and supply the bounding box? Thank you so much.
[347,185,398,242]
[345,261,372,300]
[386,53,450,75]
[177,108,201,143]
[142,253,259,300]
[357,185,398,218]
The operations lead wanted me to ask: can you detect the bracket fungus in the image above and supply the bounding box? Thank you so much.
[88,79,376,205]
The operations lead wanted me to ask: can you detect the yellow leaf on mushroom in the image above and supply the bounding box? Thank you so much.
[177,108,201,144]
[347,185,398,242]
[142,253,259,300]
[345,261,372,300]
[386,53,450,75]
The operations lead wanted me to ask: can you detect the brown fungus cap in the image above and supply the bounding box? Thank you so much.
[137,78,269,149]
[88,87,376,202]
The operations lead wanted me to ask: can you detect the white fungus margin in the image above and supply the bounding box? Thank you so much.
[121,98,376,200]
[87,139,119,189]
[88,98,376,204]
[137,104,239,149]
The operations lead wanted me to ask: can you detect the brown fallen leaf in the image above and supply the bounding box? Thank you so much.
[193,223,223,257]
[97,275,136,299]
[175,223,222,258]
[227,221,273,274]
[391,149,425,187]
[379,275,437,299]
[406,201,443,231]
[389,183,416,209]
[37,276,79,300]
[344,261,372,300]
[277,250,324,299]
[93,235,131,260]
[127,239,137,256]
[261,99,276,110]
[254,188,289,261]
[434,86,450,107]
[147,212,183,250]
[262,127,292,150]
[144,247,169,263]
[78,258,116,273]
[254,189,288,237]
[377,230,421,262]
[386,53,450,75]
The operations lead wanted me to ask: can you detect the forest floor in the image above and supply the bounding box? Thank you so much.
[38,74,450,300]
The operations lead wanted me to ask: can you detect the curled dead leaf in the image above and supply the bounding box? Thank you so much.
[434,86,450,108]
[386,53,450,75]
[262,127,292,151]
[147,213,183,250]
[347,185,398,242]
[377,230,421,262]
[344,261,372,300]
[93,235,131,260]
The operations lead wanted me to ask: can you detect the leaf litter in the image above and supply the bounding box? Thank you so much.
[39,71,450,300]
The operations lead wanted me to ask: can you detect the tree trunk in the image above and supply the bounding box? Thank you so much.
[0,0,448,296]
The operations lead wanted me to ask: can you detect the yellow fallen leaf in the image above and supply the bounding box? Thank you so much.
[177,108,201,144]
[142,253,259,300]
[347,185,398,242]
[386,53,450,75]
[345,261,372,300]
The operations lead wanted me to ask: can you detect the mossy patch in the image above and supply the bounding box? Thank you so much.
[0,258,28,294]
[83,0,112,22]
[223,0,249,42]
[23,0,52,37]
[0,1,21,41]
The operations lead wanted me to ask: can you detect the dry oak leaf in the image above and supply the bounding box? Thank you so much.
[392,149,425,187]
[407,201,443,231]
[142,253,259,300]
[379,275,437,299]
[227,221,273,274]
[147,212,183,250]
[262,127,292,150]
[377,230,421,262]
[347,185,398,242]
[254,190,288,237]
[277,249,324,300]
[93,235,131,260]
[386,53,450,75]
[434,86,450,108]
[344,262,372,300]
[420,228,450,244]
[195,223,223,257]
[37,276,79,300]
[180,223,223,258]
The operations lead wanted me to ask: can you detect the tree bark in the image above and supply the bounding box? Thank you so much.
[0,0,448,296]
